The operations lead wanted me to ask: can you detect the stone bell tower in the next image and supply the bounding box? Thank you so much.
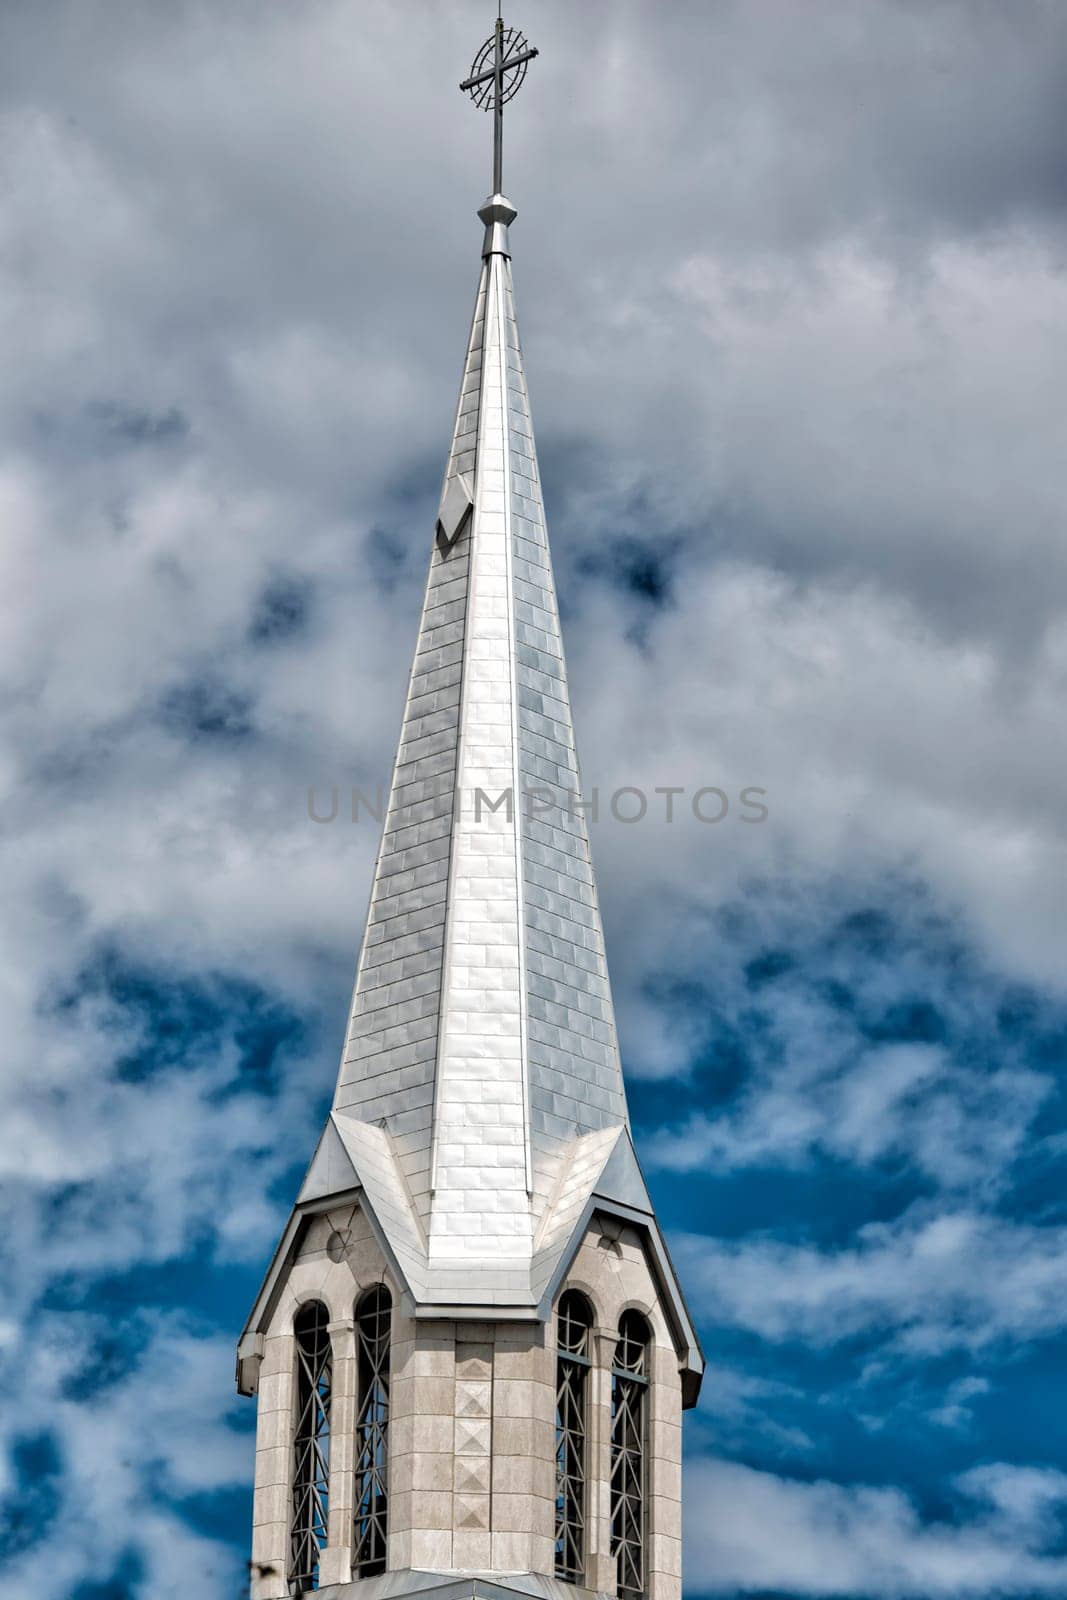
[237,16,703,1600]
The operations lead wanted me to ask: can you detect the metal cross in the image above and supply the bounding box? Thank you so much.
[460,13,539,195]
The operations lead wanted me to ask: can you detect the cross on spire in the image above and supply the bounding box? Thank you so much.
[460,12,539,196]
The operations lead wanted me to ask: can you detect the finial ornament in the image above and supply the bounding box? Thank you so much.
[460,12,539,198]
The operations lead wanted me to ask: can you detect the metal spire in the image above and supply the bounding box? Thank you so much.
[460,11,538,198]
[313,12,638,1299]
[237,1,704,1452]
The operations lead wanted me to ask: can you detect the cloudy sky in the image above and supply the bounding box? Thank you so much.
[1,0,1066,1595]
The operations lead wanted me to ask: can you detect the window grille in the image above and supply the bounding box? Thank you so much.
[610,1310,650,1600]
[555,1290,593,1582]
[353,1284,391,1577]
[289,1301,332,1595]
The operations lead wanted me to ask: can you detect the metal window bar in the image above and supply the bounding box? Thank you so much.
[610,1312,649,1600]
[289,1302,332,1596]
[353,1285,392,1577]
[555,1292,592,1582]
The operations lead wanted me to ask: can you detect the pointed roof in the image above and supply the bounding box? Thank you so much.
[240,198,701,1398]
[329,195,629,1289]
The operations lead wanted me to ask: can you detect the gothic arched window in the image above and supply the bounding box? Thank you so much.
[555,1289,593,1582]
[353,1284,391,1577]
[289,1301,332,1595]
[610,1310,650,1600]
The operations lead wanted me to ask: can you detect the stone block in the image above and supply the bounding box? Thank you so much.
[255,1404,289,1452]
[455,1342,493,1379]
[327,1499,349,1549]
[491,1530,531,1572]
[253,1446,288,1490]
[493,1416,552,1459]
[389,1528,412,1570]
[529,1380,555,1424]
[390,1373,416,1417]
[454,1320,495,1341]
[493,1378,533,1419]
[456,1378,492,1418]
[492,1339,543,1380]
[413,1375,455,1415]
[388,1488,414,1536]
[413,1412,455,1454]
[391,1337,417,1378]
[590,1548,616,1594]
[317,1546,350,1587]
[347,1238,388,1284]
[491,1491,542,1534]
[535,1454,555,1501]
[455,1491,491,1530]
[592,1329,618,1368]
[651,1419,682,1465]
[329,1425,354,1478]
[455,1417,492,1455]
[252,1483,287,1527]
[257,1371,293,1415]
[452,1529,492,1571]
[410,1529,453,1570]
[411,1488,453,1531]
[654,1346,682,1390]
[454,1456,491,1496]
[411,1342,455,1377]
[649,1572,681,1600]
[653,1498,683,1542]
[419,1318,457,1342]
[250,1540,288,1600]
[489,1454,535,1496]
[528,1532,554,1575]
[652,1457,682,1503]
[655,1388,683,1435]
[260,1334,292,1379]
[328,1323,356,1360]
[651,1534,683,1578]
[250,1520,284,1568]
[411,1451,453,1492]
[392,1412,415,1458]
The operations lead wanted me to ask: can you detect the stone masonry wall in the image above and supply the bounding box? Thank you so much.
[249,1207,683,1600]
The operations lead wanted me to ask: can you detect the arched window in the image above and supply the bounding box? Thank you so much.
[610,1310,650,1600]
[555,1290,593,1583]
[289,1301,332,1595]
[353,1284,391,1577]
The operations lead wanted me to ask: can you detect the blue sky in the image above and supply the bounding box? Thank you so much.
[1,1,1066,1596]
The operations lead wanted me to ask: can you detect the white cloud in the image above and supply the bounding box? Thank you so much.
[648,1033,1049,1192]
[675,1208,1067,1355]
[687,1365,816,1457]
[957,1462,1067,1545]
[0,1314,249,1600]
[929,1376,991,1433]
[686,1456,1067,1596]
[576,559,1067,1030]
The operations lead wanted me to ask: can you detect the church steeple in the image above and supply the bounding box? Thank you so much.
[328,172,634,1301]
[238,20,702,1598]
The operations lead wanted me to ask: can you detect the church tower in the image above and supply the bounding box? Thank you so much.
[237,18,703,1599]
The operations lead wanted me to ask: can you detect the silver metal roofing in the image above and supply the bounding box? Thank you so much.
[240,198,703,1399]
[330,198,629,1284]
